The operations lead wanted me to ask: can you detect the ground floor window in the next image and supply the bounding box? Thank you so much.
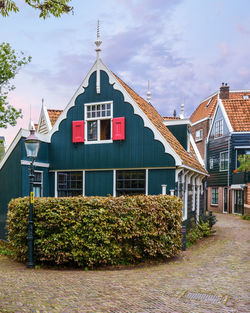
[211,188,218,205]
[33,171,43,197]
[57,171,83,197]
[116,170,145,196]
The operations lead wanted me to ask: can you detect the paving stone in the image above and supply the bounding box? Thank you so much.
[0,214,249,313]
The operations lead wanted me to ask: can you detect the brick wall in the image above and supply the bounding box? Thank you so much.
[207,186,226,213]
[190,119,211,161]
[244,183,250,215]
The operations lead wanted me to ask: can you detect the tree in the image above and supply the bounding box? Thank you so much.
[0,42,31,128]
[0,137,5,160]
[0,0,73,19]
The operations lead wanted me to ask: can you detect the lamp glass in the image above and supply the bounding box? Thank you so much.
[24,130,40,159]
[25,141,40,158]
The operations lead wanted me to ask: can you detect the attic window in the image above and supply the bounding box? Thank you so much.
[243,94,249,100]
[85,101,113,143]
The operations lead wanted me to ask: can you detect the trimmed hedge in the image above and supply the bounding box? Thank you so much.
[7,195,183,267]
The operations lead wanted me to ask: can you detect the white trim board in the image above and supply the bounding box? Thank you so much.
[190,134,205,167]
[49,166,176,172]
[21,160,50,168]
[191,117,210,127]
[0,129,49,170]
[163,119,190,126]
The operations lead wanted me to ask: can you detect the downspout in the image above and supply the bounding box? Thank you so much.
[204,136,208,214]
[228,135,231,213]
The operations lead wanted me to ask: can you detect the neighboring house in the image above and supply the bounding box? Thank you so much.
[190,89,218,161]
[0,33,207,240]
[201,86,250,215]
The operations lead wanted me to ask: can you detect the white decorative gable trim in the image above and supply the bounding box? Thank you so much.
[48,58,182,166]
[207,96,233,141]
[190,134,205,167]
[218,98,233,132]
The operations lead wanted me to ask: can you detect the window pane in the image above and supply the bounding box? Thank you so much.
[87,121,97,141]
[34,172,42,182]
[100,119,111,140]
[33,185,41,197]
[116,170,145,196]
[57,172,83,197]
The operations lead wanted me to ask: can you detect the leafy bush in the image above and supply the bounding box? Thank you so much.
[242,214,250,221]
[0,240,14,256]
[199,213,217,228]
[186,221,213,247]
[7,195,183,268]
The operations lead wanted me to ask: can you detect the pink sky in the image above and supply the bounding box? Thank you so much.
[1,0,250,148]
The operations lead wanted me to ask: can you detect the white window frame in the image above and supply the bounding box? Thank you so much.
[195,129,203,142]
[209,158,213,169]
[33,170,43,197]
[215,119,223,138]
[211,187,218,206]
[220,151,229,172]
[84,101,113,144]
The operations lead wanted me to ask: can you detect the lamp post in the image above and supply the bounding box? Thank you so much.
[24,128,40,268]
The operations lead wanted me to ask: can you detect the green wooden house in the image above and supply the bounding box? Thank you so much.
[0,32,207,239]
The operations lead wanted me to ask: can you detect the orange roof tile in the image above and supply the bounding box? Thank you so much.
[190,95,217,124]
[190,91,250,124]
[222,99,250,132]
[114,74,207,174]
[47,109,63,126]
[163,116,181,120]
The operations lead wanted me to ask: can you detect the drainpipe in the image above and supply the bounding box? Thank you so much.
[228,135,231,213]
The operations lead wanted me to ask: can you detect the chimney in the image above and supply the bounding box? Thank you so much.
[219,82,230,99]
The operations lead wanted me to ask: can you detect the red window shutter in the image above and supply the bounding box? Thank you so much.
[113,117,125,140]
[72,121,84,143]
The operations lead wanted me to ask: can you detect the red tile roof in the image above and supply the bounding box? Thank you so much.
[114,74,206,174]
[190,94,217,124]
[163,116,181,120]
[222,99,250,131]
[47,109,63,126]
[190,91,250,125]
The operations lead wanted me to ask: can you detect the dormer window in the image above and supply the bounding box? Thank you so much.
[243,94,249,100]
[195,129,203,142]
[85,101,113,143]
[215,119,223,138]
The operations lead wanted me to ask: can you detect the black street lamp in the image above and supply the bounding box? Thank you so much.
[24,128,40,268]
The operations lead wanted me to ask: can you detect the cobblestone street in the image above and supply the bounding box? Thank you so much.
[0,214,249,313]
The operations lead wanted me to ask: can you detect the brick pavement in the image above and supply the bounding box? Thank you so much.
[0,214,249,313]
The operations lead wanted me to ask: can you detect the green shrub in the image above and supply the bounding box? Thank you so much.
[186,221,213,247]
[242,214,250,221]
[199,213,217,228]
[0,240,14,256]
[7,195,183,268]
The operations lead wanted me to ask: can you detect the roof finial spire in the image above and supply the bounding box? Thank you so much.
[95,19,102,59]
[28,104,35,131]
[180,100,184,119]
[147,80,151,103]
[42,98,44,107]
